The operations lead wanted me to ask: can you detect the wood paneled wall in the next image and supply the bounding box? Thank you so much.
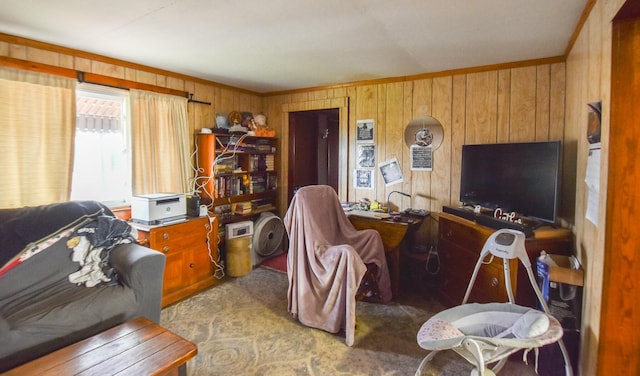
[264,63,568,243]
[564,0,626,374]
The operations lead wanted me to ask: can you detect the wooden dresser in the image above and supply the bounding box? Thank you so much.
[135,217,219,307]
[437,212,572,308]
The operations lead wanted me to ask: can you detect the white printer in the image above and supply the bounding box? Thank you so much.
[131,193,187,225]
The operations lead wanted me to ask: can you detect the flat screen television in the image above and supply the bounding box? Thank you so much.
[459,140,561,224]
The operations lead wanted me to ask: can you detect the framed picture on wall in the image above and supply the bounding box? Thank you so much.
[354,169,374,189]
[379,158,403,186]
[357,144,375,168]
[587,101,602,146]
[410,145,433,171]
[356,119,375,143]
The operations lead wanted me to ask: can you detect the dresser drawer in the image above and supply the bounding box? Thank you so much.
[438,252,513,305]
[439,216,491,250]
[149,218,211,251]
[439,237,506,272]
[440,238,479,272]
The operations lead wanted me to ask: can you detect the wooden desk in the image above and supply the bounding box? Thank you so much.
[3,317,197,376]
[347,210,424,299]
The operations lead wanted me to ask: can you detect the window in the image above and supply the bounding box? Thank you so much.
[70,85,131,206]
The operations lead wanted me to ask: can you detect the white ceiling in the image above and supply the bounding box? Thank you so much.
[0,0,587,93]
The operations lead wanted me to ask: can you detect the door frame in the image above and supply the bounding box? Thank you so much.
[598,2,640,374]
[281,97,349,211]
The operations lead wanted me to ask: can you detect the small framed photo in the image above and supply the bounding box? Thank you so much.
[357,144,375,168]
[410,145,433,171]
[356,119,375,143]
[379,158,403,186]
[354,169,374,189]
[587,101,602,146]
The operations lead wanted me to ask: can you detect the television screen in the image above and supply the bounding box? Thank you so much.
[459,140,561,224]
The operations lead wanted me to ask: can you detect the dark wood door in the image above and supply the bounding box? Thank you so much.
[288,109,339,203]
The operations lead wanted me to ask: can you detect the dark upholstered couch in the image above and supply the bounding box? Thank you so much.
[0,201,166,372]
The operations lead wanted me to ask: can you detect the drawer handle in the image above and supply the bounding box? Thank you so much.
[446,229,453,238]
[163,233,170,240]
[162,246,169,253]
[189,263,195,268]
[491,277,499,287]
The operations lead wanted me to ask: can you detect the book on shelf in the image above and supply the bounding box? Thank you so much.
[266,155,275,171]
[214,175,248,198]
[250,155,269,172]
[267,174,277,190]
[234,201,252,215]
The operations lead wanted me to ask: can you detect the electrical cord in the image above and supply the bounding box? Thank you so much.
[426,244,440,275]
[204,214,225,279]
[189,132,253,280]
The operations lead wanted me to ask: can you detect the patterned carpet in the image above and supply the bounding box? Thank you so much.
[160,266,540,375]
[160,266,441,375]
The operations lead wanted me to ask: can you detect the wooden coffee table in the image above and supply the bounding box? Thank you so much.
[2,317,197,376]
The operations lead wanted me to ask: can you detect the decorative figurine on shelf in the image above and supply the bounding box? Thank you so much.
[246,118,258,136]
[227,111,248,133]
[227,111,242,126]
[254,113,267,127]
[215,113,228,128]
[214,113,229,133]
[241,112,254,128]
[252,112,276,137]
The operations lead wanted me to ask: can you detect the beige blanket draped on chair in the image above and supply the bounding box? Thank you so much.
[283,185,392,346]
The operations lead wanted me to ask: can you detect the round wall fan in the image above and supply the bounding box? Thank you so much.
[404,116,444,150]
[252,212,285,267]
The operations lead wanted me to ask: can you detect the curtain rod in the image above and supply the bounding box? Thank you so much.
[187,93,212,106]
[77,71,129,91]
[76,70,188,98]
[77,71,211,106]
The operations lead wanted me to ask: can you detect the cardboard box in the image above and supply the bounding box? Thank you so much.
[537,253,584,330]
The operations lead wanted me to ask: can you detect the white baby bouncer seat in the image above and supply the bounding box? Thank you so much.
[415,229,573,376]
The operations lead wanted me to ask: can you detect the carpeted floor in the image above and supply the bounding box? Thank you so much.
[160,263,540,375]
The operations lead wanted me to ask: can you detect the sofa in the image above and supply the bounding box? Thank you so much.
[0,201,166,372]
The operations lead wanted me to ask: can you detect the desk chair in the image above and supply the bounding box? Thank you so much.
[415,229,573,376]
[283,185,392,346]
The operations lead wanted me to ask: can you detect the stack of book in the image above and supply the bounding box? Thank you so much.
[255,139,273,152]
[266,155,275,171]
[214,156,237,173]
[234,201,252,215]
[251,198,274,212]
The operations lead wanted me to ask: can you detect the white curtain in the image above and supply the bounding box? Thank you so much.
[0,67,76,208]
[130,89,190,195]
